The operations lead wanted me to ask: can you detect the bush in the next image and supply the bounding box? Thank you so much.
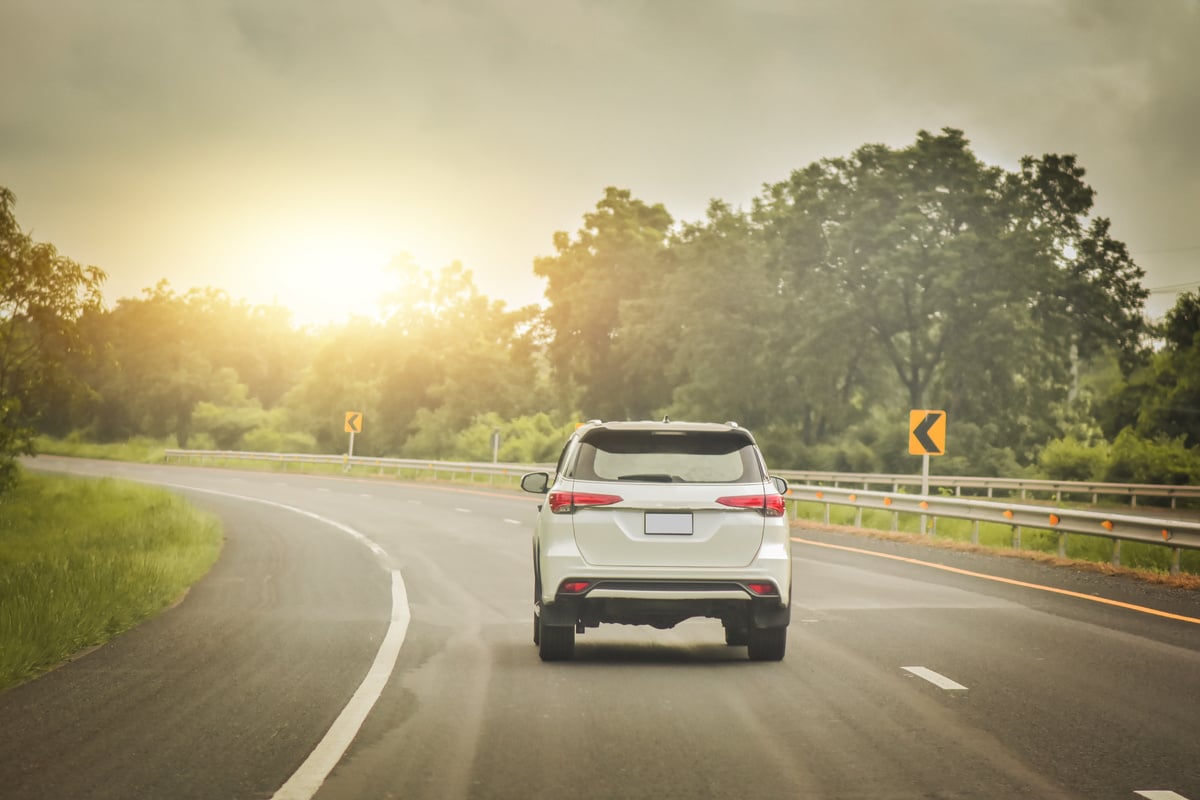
[1038,436,1109,481]
[1104,428,1199,485]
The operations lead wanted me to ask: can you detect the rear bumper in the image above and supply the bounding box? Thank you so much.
[540,579,791,630]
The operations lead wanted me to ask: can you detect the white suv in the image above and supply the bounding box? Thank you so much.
[521,420,792,661]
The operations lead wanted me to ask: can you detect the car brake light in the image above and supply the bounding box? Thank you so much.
[716,494,786,517]
[745,582,777,596]
[559,580,591,594]
[548,491,623,514]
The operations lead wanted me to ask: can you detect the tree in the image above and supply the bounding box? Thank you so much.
[534,187,674,419]
[754,129,1148,458]
[0,187,105,493]
[1100,292,1200,447]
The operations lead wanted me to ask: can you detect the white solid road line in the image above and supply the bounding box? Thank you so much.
[160,483,409,800]
[1136,791,1192,799]
[901,666,969,691]
[455,507,472,513]
[272,569,409,800]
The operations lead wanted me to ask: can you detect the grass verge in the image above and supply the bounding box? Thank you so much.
[35,434,170,463]
[790,501,1200,588]
[0,470,222,691]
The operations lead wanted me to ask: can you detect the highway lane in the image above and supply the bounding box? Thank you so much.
[5,457,1199,799]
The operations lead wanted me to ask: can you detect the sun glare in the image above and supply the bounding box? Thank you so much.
[248,227,407,328]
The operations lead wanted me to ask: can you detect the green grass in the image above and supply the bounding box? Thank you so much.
[789,500,1200,578]
[0,471,222,691]
[35,435,170,463]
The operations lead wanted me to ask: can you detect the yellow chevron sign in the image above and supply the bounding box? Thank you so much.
[909,409,946,455]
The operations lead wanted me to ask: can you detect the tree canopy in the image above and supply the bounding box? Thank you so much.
[6,127,1182,494]
[1,188,106,492]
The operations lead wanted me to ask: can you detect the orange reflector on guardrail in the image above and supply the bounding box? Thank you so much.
[1048,514,1060,526]
[1003,509,1014,519]
[1102,520,1114,531]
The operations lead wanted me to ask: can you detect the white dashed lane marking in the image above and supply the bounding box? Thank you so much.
[503,519,523,525]
[455,508,471,514]
[1136,792,1192,799]
[902,666,968,691]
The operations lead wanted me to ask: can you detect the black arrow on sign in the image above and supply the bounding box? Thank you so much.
[348,414,361,432]
[913,412,943,454]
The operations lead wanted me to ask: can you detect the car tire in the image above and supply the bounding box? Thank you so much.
[747,625,787,661]
[723,623,749,646]
[538,617,575,661]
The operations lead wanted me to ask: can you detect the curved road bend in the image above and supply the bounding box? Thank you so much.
[2,456,1197,800]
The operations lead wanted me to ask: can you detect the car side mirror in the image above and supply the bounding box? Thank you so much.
[521,472,551,494]
[770,476,788,496]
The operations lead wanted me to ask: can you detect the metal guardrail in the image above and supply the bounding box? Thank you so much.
[786,485,1200,575]
[162,449,1198,574]
[774,470,1200,508]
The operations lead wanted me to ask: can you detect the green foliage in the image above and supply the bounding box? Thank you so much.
[534,187,675,419]
[1104,429,1199,485]
[0,471,222,689]
[1038,436,1110,481]
[0,187,106,495]
[753,130,1147,461]
[448,412,579,463]
[35,434,171,462]
[192,400,267,450]
[9,130,1166,479]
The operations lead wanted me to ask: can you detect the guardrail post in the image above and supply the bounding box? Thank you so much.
[1057,532,1067,558]
[971,520,980,545]
[854,507,863,528]
[891,511,898,532]
[823,502,830,526]
[1111,540,1122,567]
[1171,547,1181,576]
[1012,526,1022,549]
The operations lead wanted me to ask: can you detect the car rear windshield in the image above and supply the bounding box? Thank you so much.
[570,429,761,484]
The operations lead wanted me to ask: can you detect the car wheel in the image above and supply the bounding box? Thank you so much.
[747,625,787,661]
[538,617,575,661]
[723,622,749,646]
[533,605,541,646]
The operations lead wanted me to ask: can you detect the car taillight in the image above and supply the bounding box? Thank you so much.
[716,493,786,517]
[559,580,591,594]
[548,491,623,514]
[745,582,778,596]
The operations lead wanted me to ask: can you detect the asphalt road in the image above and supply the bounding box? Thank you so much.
[3,457,1198,799]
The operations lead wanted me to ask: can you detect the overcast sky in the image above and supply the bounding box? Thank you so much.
[2,0,1197,325]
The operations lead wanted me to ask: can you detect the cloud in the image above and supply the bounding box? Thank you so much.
[0,0,1195,315]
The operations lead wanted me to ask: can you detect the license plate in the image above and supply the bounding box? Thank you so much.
[644,512,693,535]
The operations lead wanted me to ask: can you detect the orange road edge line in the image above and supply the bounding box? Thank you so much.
[791,536,1200,626]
